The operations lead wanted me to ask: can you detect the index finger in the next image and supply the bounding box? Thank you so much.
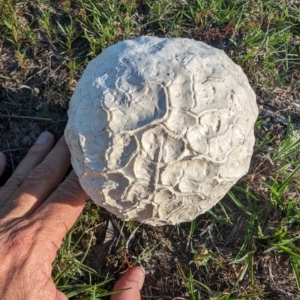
[34,170,88,254]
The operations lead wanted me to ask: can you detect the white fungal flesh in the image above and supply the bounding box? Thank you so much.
[65,36,258,226]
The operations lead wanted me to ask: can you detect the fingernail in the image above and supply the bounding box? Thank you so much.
[138,267,145,290]
[35,131,51,144]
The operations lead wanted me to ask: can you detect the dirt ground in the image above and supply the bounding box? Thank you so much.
[1,58,300,300]
[1,1,300,299]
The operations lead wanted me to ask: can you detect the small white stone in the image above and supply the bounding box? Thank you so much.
[65,36,258,226]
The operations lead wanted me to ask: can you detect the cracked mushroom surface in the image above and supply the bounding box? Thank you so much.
[65,36,258,226]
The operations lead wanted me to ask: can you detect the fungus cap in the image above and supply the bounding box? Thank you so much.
[65,36,258,226]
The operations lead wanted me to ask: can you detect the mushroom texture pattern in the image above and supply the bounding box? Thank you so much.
[65,36,258,226]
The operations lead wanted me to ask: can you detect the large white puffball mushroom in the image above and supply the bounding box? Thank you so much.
[65,36,258,226]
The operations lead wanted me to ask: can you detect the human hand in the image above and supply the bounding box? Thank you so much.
[0,132,144,300]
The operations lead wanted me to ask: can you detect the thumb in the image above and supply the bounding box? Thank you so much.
[111,266,145,300]
[55,290,68,300]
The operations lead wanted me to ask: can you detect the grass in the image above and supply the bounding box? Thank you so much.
[0,0,300,299]
[181,124,300,299]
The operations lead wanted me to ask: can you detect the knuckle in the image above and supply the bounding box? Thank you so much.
[57,177,82,198]
[27,163,55,181]
[6,220,41,253]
